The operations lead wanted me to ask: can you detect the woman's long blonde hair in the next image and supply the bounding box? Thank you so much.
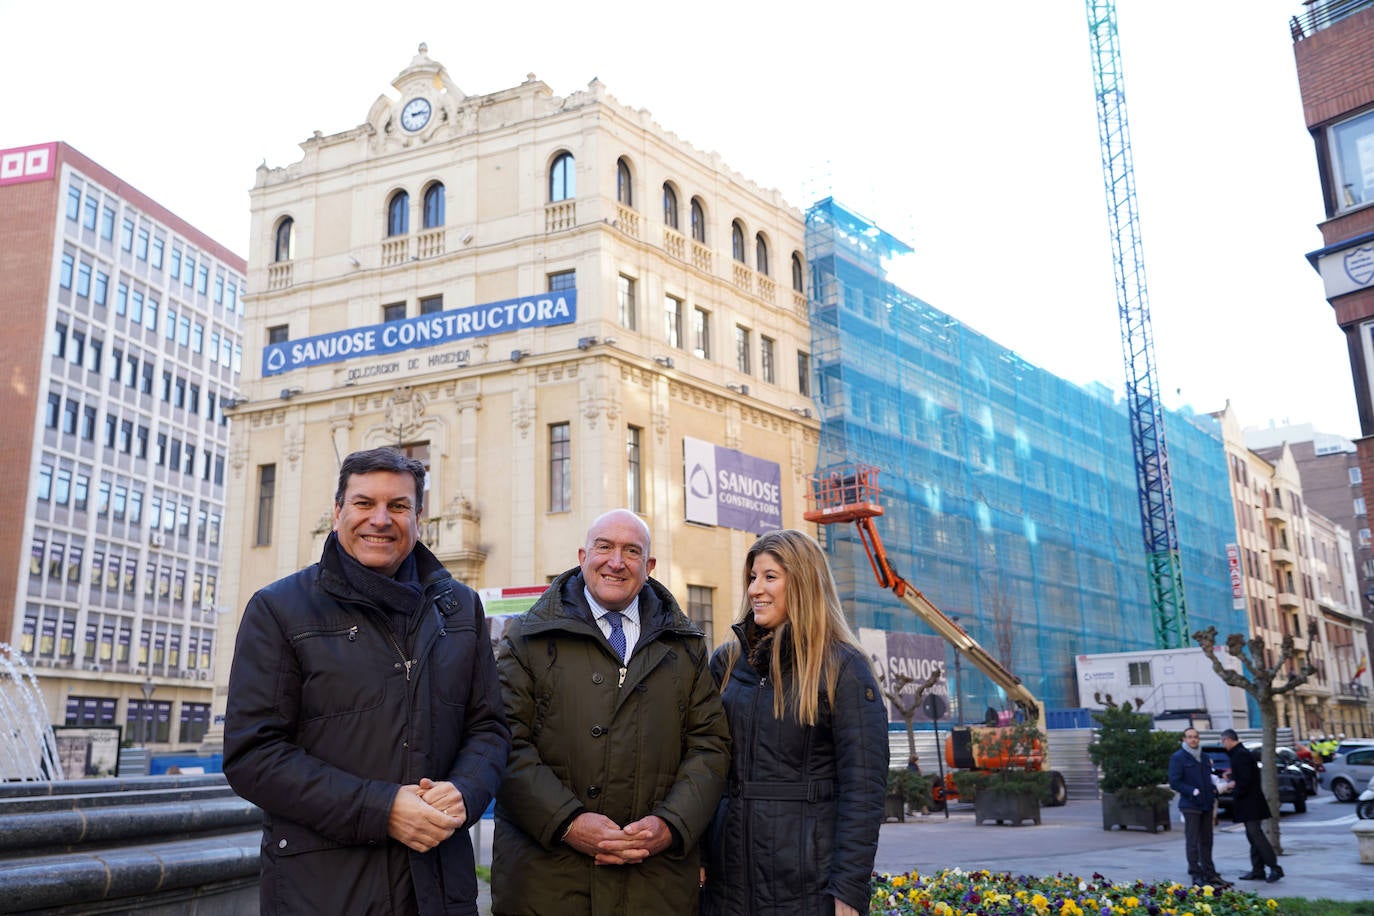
[723,529,869,726]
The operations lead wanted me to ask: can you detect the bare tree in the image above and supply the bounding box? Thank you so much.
[1194,626,1315,854]
[984,574,1016,715]
[872,655,944,762]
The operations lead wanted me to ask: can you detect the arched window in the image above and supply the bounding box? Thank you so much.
[791,252,805,294]
[616,158,633,206]
[550,152,575,202]
[274,217,294,262]
[423,183,445,229]
[731,221,746,263]
[387,191,409,237]
[663,184,679,230]
[755,234,770,276]
[690,198,705,243]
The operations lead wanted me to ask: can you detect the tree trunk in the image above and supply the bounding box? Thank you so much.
[1260,696,1283,855]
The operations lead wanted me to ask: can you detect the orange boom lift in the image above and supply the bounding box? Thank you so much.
[805,463,1067,806]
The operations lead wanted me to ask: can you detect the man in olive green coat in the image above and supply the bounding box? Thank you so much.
[493,510,730,915]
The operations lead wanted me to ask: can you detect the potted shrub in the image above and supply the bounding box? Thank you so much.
[886,768,934,821]
[950,720,1050,826]
[1087,697,1177,832]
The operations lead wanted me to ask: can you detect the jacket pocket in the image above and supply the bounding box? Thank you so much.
[291,625,385,721]
[434,623,477,709]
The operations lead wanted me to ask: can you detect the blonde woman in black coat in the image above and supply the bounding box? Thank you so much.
[701,529,889,916]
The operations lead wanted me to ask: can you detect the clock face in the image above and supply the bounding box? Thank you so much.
[401,97,432,132]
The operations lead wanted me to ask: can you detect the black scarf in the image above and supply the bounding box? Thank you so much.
[330,535,424,648]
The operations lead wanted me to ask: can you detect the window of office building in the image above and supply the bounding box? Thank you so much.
[627,425,643,514]
[267,324,289,345]
[549,423,571,513]
[664,295,682,349]
[663,184,678,230]
[616,158,633,206]
[387,192,409,237]
[690,198,706,243]
[1330,107,1374,212]
[256,464,276,546]
[274,217,294,262]
[548,270,575,293]
[735,326,751,374]
[797,351,812,397]
[693,307,711,359]
[423,183,445,228]
[420,294,443,315]
[755,234,769,276]
[687,585,714,645]
[618,275,636,330]
[549,152,575,202]
[382,302,406,323]
[761,336,776,384]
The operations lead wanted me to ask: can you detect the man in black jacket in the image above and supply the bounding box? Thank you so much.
[225,447,510,915]
[1167,727,1225,887]
[1221,728,1283,883]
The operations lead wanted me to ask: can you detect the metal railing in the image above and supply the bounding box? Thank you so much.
[1291,0,1374,39]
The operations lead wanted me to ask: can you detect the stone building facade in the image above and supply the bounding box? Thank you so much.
[208,48,819,738]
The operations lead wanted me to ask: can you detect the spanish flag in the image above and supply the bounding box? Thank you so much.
[1356,654,1369,681]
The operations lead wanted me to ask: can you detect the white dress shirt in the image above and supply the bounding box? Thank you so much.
[584,588,641,664]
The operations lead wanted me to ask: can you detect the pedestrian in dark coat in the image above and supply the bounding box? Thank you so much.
[701,529,888,916]
[1167,727,1224,887]
[492,509,730,916]
[1221,728,1283,883]
[224,448,511,915]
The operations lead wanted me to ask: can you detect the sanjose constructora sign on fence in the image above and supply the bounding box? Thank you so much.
[261,290,578,376]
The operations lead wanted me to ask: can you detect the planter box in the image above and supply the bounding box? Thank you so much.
[1101,791,1172,832]
[973,788,1040,826]
[884,793,906,823]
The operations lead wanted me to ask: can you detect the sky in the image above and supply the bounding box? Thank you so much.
[1,0,1357,439]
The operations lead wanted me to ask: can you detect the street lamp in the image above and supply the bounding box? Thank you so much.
[140,677,155,746]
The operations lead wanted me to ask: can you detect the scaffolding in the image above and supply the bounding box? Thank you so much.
[804,197,1244,717]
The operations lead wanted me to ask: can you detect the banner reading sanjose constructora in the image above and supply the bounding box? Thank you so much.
[682,436,782,534]
[858,628,949,723]
[261,290,578,376]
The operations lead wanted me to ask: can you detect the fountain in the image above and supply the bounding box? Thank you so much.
[0,643,62,781]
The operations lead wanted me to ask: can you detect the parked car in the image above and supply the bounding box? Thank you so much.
[1202,743,1308,814]
[1273,745,1320,796]
[1320,745,1374,802]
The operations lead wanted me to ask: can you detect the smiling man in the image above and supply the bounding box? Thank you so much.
[224,447,510,915]
[492,509,730,916]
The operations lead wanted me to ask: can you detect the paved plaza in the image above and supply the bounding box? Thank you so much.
[471,793,1373,913]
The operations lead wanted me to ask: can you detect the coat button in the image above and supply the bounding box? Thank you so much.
[278,838,288,848]
[588,785,601,798]
[592,672,604,685]
[590,725,604,737]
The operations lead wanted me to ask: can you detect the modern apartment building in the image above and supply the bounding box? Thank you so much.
[0,142,245,756]
[208,46,817,737]
[1291,6,1374,565]
[1248,423,1373,734]
[1215,407,1372,736]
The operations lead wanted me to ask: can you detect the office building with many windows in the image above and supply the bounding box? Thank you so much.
[0,142,244,757]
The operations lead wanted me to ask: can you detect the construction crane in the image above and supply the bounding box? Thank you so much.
[805,465,1068,806]
[1085,0,1190,649]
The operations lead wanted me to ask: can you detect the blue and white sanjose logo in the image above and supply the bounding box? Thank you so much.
[262,290,577,376]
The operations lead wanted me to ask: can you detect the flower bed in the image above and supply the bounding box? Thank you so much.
[870,868,1281,915]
